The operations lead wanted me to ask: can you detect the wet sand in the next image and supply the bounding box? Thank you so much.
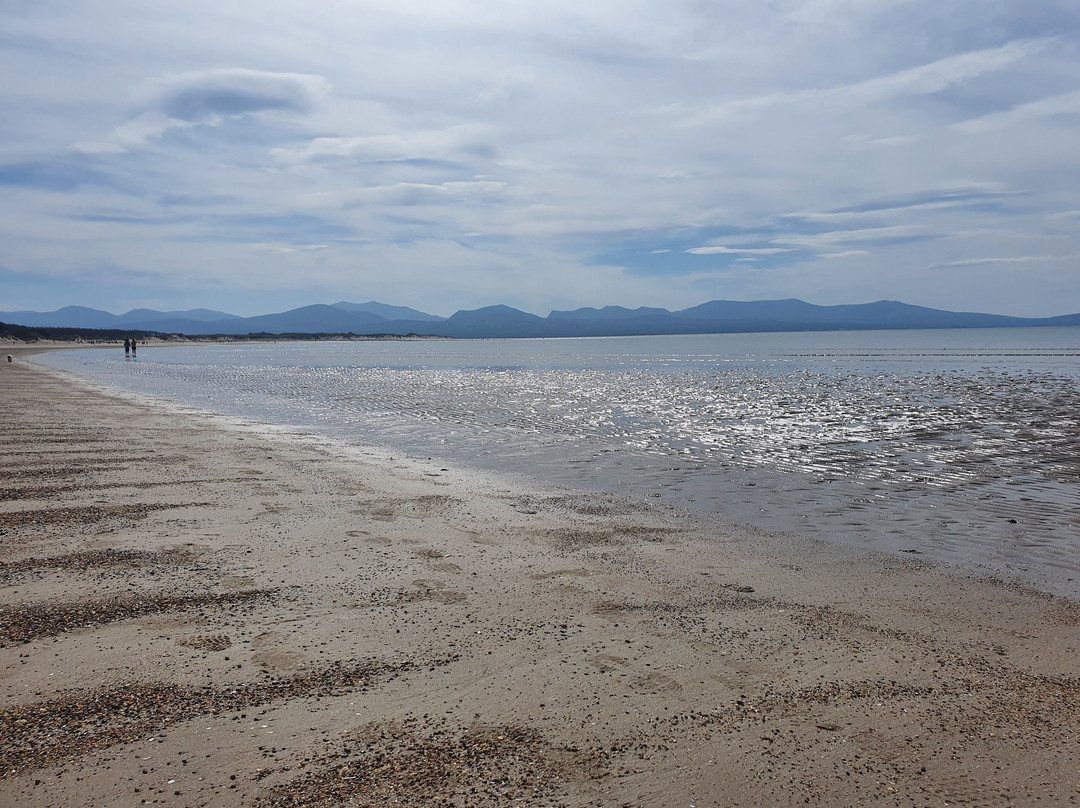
[2,350,1079,807]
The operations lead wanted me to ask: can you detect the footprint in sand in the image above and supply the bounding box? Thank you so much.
[252,648,306,671]
[631,672,683,694]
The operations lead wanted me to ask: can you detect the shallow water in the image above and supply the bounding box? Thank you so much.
[40,328,1080,596]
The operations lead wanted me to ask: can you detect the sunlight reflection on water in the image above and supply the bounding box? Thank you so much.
[40,328,1080,596]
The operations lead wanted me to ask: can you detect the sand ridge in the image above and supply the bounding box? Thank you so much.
[1,353,1079,806]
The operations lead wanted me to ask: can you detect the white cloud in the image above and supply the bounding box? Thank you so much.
[275,123,496,164]
[955,89,1080,133]
[930,255,1077,269]
[249,243,328,254]
[304,180,508,208]
[678,39,1046,127]
[775,226,933,250]
[823,250,871,259]
[840,134,917,150]
[111,112,197,149]
[686,246,793,255]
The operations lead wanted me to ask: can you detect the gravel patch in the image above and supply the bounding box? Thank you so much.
[0,655,456,776]
[0,589,277,646]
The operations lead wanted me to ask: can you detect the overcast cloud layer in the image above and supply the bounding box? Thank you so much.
[2,1,1079,317]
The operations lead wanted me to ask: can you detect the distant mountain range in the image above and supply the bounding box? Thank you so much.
[4,299,1079,339]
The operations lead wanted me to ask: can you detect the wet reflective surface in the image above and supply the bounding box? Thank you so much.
[41,328,1080,596]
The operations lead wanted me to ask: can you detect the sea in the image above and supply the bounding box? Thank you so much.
[37,327,1080,598]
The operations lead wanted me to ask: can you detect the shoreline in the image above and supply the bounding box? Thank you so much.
[2,356,1079,806]
[28,340,1080,601]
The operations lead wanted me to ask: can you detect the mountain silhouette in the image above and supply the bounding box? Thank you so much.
[4,299,1079,338]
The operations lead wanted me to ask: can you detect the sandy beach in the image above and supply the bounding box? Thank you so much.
[2,350,1078,807]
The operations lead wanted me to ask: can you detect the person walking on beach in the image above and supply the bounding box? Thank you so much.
[130,338,137,358]
[124,337,130,357]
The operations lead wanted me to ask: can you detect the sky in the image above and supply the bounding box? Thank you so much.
[2,1,1079,319]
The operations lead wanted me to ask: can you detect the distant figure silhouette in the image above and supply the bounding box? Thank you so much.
[130,338,137,358]
[124,338,130,357]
